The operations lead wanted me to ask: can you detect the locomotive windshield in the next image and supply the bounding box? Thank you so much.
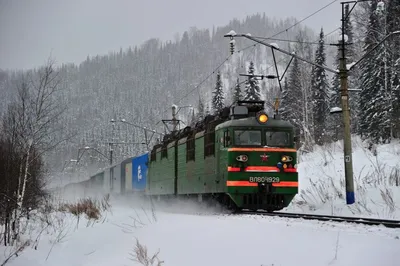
[265,131,290,147]
[234,130,262,146]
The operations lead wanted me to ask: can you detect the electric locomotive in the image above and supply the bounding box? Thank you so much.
[146,100,298,212]
[67,100,299,213]
[216,100,298,211]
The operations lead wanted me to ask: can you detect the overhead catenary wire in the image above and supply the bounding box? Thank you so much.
[261,27,341,74]
[266,0,339,40]
[248,36,336,46]
[171,0,340,108]
[171,43,257,109]
[156,1,342,132]
[166,26,341,123]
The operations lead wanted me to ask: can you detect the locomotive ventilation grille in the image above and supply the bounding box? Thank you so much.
[242,194,285,208]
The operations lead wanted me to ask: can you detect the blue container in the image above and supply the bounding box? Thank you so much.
[132,153,148,191]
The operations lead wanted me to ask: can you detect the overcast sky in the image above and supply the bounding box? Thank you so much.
[0,0,342,70]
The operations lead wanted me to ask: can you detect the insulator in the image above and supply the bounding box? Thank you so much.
[230,39,236,55]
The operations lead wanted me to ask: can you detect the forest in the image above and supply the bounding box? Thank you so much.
[0,2,399,187]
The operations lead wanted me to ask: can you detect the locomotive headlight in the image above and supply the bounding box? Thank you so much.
[256,112,268,124]
[281,155,293,162]
[236,154,248,162]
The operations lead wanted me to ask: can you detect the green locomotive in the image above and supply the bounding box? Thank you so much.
[146,100,298,212]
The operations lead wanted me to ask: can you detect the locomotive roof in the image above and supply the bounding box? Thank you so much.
[215,116,294,130]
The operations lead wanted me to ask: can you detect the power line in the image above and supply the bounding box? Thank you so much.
[231,27,340,99]
[267,0,339,39]
[247,35,337,46]
[261,27,341,74]
[244,0,340,65]
[172,43,257,107]
[160,0,341,116]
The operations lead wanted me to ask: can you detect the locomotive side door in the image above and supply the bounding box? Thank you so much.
[215,128,229,190]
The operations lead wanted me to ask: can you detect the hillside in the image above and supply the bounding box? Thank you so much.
[0,13,336,179]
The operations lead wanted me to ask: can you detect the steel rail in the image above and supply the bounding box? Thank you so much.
[234,211,400,228]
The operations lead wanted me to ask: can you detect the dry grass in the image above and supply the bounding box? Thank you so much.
[59,194,111,220]
[0,240,30,266]
[295,138,400,217]
[130,238,164,266]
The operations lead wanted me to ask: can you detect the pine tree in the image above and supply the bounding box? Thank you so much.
[359,1,390,144]
[293,31,314,150]
[280,78,290,119]
[392,56,400,138]
[205,103,211,116]
[196,96,205,121]
[311,28,329,145]
[243,61,262,101]
[280,58,303,132]
[328,4,357,141]
[386,0,400,138]
[232,77,242,103]
[343,4,361,134]
[189,108,196,126]
[212,71,224,114]
[327,57,342,141]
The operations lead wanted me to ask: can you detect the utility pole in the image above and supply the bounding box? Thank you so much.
[110,118,116,165]
[119,119,164,151]
[224,3,399,204]
[339,1,354,204]
[172,105,178,132]
[144,129,149,150]
[162,105,192,133]
[336,0,395,205]
[109,142,113,165]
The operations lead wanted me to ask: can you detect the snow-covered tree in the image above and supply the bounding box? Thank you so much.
[327,66,342,141]
[232,77,242,103]
[196,96,205,121]
[358,1,390,144]
[327,4,358,141]
[0,14,325,181]
[0,59,67,245]
[311,28,329,145]
[243,61,262,101]
[292,30,314,150]
[189,108,196,126]
[280,79,290,120]
[205,103,211,116]
[344,4,361,134]
[280,58,303,133]
[386,0,400,138]
[212,71,224,114]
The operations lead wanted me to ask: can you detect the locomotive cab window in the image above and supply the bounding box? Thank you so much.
[223,130,231,147]
[265,131,291,147]
[234,130,261,146]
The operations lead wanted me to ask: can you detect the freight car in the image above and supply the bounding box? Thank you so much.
[70,100,299,212]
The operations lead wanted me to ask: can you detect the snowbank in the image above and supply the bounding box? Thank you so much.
[285,136,400,219]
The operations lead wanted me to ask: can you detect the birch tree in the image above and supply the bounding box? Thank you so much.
[1,59,67,245]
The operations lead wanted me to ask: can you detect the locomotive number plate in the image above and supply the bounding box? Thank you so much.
[249,176,280,183]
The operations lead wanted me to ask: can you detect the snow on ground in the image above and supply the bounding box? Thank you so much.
[3,136,400,265]
[285,136,400,219]
[1,196,399,266]
[50,135,400,220]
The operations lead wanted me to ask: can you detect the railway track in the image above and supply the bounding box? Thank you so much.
[236,211,400,228]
